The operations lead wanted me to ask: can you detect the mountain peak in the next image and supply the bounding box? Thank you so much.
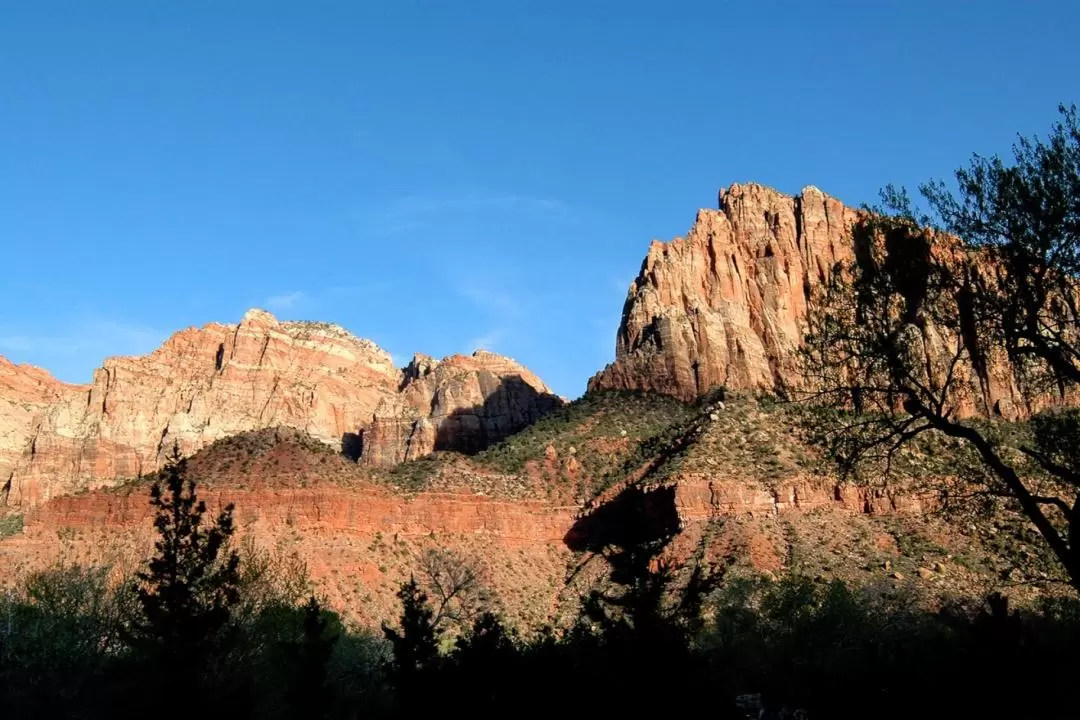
[0,309,561,508]
[589,183,1045,420]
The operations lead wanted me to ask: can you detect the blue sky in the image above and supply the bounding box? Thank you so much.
[1,1,1076,397]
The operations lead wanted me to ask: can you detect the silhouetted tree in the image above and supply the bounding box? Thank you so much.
[282,596,338,719]
[803,105,1080,589]
[0,564,127,717]
[416,547,492,632]
[566,484,727,715]
[444,612,516,712]
[125,445,241,706]
[573,485,719,635]
[382,578,440,713]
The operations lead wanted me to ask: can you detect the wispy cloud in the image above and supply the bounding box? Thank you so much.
[88,320,166,354]
[389,193,567,218]
[0,335,35,353]
[455,280,525,354]
[264,290,306,311]
[376,192,570,236]
[255,283,398,317]
[467,330,503,352]
[457,283,521,318]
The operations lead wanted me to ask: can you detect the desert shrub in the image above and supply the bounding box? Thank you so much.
[0,513,22,540]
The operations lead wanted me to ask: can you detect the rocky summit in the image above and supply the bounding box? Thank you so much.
[589,183,1047,418]
[0,308,561,508]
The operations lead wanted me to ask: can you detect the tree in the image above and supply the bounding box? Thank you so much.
[415,548,492,632]
[561,482,729,715]
[0,564,128,717]
[282,596,338,719]
[803,105,1080,588]
[441,612,518,712]
[569,483,719,635]
[382,579,440,696]
[126,446,241,670]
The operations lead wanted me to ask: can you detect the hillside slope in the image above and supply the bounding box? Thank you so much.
[1,391,1061,630]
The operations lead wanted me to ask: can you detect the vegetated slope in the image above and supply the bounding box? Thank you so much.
[0,391,1065,631]
[465,390,1066,608]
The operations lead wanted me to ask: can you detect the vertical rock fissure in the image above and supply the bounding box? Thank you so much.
[793,193,804,252]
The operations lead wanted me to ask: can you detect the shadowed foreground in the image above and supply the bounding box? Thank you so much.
[3,465,1080,720]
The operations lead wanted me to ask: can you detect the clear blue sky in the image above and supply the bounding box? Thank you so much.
[1,1,1076,397]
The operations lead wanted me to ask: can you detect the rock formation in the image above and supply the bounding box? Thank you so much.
[0,356,83,504]
[361,351,564,465]
[590,184,855,401]
[0,309,561,508]
[589,183,1041,417]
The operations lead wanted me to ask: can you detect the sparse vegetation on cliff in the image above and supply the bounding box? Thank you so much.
[0,513,22,539]
[4,398,1080,718]
[475,390,696,475]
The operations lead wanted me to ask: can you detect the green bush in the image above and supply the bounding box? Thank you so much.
[0,513,22,540]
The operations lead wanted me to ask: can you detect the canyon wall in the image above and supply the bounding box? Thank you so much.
[362,351,564,465]
[589,183,1039,417]
[0,309,560,508]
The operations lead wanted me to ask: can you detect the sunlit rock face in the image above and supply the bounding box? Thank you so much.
[1,309,561,507]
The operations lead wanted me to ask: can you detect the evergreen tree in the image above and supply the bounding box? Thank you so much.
[382,578,440,713]
[283,596,338,719]
[448,612,516,712]
[126,446,241,684]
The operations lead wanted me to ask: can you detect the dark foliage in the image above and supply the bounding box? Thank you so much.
[381,578,441,714]
[803,106,1080,589]
[127,447,241,663]
[281,596,339,718]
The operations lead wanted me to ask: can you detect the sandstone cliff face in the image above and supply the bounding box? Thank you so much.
[590,184,855,401]
[589,183,1034,417]
[1,309,560,508]
[0,357,84,503]
[361,351,564,465]
[2,396,1054,627]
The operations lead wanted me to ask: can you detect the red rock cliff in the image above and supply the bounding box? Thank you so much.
[1,309,561,508]
[589,183,1037,417]
[362,351,564,465]
[0,357,85,503]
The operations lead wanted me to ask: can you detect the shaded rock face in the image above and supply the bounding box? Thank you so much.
[0,309,561,508]
[588,183,1039,417]
[361,351,564,465]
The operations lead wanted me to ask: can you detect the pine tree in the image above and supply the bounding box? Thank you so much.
[127,446,241,676]
[382,578,440,711]
[283,596,338,719]
[448,612,516,711]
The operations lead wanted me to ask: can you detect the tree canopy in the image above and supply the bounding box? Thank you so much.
[803,105,1080,588]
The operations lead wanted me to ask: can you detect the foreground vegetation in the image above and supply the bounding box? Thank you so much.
[7,561,1080,718]
[2,452,1080,719]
